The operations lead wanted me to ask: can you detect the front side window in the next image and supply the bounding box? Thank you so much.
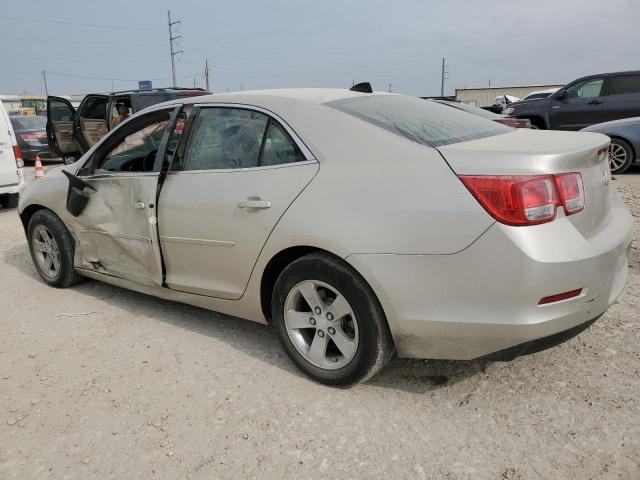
[110,97,133,128]
[327,95,510,148]
[566,78,603,99]
[607,75,640,96]
[95,111,170,173]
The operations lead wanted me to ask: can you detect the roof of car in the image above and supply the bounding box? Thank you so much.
[179,88,388,106]
[579,70,640,79]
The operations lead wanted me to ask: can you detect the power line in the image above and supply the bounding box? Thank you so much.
[3,15,164,32]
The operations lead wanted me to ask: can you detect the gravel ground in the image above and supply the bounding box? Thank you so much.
[1,166,639,480]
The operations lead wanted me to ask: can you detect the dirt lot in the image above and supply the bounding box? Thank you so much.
[1,165,639,479]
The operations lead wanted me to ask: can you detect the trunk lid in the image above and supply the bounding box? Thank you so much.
[437,129,612,238]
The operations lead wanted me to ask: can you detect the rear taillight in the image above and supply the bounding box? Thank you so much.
[554,173,584,215]
[460,173,584,226]
[21,133,46,142]
[12,145,24,169]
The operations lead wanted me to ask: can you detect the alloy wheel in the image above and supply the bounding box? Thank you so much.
[32,224,61,279]
[284,280,359,370]
[609,143,627,171]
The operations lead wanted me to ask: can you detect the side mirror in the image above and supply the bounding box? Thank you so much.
[556,90,568,100]
[62,170,96,217]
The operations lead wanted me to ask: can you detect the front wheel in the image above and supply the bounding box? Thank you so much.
[271,252,394,386]
[27,209,82,288]
[609,138,634,174]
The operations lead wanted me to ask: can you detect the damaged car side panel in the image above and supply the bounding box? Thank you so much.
[69,174,163,286]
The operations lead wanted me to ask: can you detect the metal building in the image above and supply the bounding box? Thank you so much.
[455,84,563,107]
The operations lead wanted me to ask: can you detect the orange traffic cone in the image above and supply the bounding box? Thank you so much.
[34,155,44,180]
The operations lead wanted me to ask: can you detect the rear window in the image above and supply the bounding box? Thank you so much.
[10,116,46,130]
[326,95,510,147]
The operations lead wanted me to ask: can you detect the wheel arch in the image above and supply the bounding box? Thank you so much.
[19,203,48,233]
[259,245,392,332]
[260,245,334,322]
[522,115,547,129]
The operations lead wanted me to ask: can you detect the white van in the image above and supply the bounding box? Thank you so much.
[0,99,24,208]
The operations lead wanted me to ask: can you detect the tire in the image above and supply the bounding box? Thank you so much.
[609,138,634,174]
[271,252,394,386]
[529,124,540,130]
[27,209,82,288]
[0,193,19,209]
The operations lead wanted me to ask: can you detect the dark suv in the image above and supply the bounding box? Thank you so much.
[47,87,209,161]
[506,71,640,130]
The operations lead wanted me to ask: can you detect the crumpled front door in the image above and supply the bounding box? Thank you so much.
[70,173,163,286]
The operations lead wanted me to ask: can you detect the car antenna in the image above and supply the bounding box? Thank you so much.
[349,82,373,93]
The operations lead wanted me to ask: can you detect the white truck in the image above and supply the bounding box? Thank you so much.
[0,99,24,208]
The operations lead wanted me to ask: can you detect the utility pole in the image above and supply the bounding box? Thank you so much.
[204,59,211,91]
[193,77,196,88]
[42,70,48,97]
[167,10,183,88]
[440,57,448,97]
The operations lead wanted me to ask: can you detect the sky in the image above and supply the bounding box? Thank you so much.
[0,0,638,97]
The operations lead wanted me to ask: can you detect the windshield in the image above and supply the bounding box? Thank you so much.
[326,95,510,147]
[10,116,47,131]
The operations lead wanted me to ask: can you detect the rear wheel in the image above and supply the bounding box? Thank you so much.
[27,209,82,288]
[609,138,634,174]
[271,252,393,386]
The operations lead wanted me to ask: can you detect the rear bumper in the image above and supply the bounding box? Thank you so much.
[20,145,57,161]
[0,182,21,195]
[347,195,633,360]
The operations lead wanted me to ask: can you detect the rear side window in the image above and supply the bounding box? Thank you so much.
[607,75,640,96]
[80,97,108,120]
[326,95,511,147]
[261,120,306,166]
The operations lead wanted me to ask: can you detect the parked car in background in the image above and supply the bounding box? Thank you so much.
[0,100,24,208]
[507,71,640,130]
[10,115,57,162]
[582,117,640,174]
[19,89,632,385]
[435,100,531,128]
[47,87,209,160]
[521,88,559,101]
[483,95,521,114]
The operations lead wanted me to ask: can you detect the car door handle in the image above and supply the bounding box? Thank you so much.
[133,202,145,209]
[237,198,271,210]
[589,100,602,105]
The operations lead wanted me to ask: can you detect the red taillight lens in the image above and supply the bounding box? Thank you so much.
[554,173,584,215]
[460,175,560,226]
[12,145,24,168]
[20,133,46,142]
[461,173,585,226]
